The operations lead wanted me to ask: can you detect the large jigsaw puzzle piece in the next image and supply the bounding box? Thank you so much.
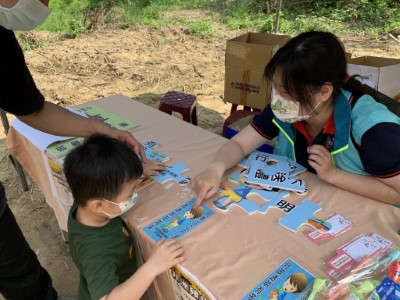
[248,190,291,213]
[213,186,260,214]
[142,140,170,162]
[278,199,326,233]
[247,160,307,193]
[240,151,307,177]
[152,163,190,186]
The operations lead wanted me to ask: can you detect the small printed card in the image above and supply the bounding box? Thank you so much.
[241,258,315,300]
[143,197,215,241]
[305,214,352,243]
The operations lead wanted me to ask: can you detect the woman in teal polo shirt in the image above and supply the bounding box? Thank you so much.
[193,31,400,207]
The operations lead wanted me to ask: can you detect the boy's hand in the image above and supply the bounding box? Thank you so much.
[307,145,337,182]
[142,160,166,176]
[146,239,186,276]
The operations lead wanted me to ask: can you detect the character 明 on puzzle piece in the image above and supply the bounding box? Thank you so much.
[278,199,331,233]
[142,140,170,162]
[152,162,190,186]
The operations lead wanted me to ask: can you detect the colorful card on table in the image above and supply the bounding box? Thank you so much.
[305,213,352,243]
[75,104,138,130]
[143,197,215,241]
[326,233,394,280]
[46,105,138,159]
[368,276,400,300]
[241,258,315,300]
[46,137,84,159]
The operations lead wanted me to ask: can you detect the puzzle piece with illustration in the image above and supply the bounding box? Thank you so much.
[213,185,260,214]
[278,199,331,233]
[152,163,190,186]
[239,151,307,177]
[216,170,292,215]
[142,140,170,162]
[247,160,307,193]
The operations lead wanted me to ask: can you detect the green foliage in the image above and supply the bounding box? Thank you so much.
[32,0,400,41]
[187,20,215,37]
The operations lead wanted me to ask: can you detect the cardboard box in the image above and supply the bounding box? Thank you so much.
[347,56,400,98]
[225,115,275,153]
[224,32,291,110]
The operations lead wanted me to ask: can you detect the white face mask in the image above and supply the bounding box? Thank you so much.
[271,89,321,123]
[102,192,138,219]
[0,0,51,31]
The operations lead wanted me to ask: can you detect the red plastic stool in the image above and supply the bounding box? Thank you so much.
[222,110,260,137]
[159,91,197,125]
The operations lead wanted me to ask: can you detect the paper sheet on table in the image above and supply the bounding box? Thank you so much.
[10,107,86,153]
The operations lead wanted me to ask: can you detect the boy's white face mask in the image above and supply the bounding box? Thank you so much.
[102,193,138,219]
[0,0,51,31]
[271,88,321,123]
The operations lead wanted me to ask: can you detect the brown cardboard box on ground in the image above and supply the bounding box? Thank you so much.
[347,56,400,98]
[224,32,291,110]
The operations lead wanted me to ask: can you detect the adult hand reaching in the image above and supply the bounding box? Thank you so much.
[192,164,225,208]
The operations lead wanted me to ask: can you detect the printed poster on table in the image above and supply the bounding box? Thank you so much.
[143,197,215,241]
[169,265,216,300]
[241,258,315,300]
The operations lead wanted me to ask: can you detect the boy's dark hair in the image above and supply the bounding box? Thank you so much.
[63,133,143,206]
[265,31,347,111]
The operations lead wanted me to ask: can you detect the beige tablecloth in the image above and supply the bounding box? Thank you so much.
[6,94,400,299]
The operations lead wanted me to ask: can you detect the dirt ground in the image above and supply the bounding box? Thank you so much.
[0,22,399,298]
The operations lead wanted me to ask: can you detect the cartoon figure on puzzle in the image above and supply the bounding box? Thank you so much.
[162,206,204,232]
[213,182,253,210]
[222,169,292,214]
[269,272,307,300]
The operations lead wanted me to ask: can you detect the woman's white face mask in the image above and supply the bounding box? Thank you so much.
[0,0,51,31]
[270,88,321,123]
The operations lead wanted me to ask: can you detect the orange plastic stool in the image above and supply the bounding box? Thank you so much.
[222,110,260,137]
[159,91,197,125]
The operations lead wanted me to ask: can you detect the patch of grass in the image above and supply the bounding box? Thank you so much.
[33,0,400,40]
[187,19,215,37]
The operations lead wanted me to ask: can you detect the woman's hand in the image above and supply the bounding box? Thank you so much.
[192,164,225,208]
[307,144,337,182]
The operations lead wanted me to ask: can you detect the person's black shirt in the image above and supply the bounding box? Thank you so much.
[0,26,44,116]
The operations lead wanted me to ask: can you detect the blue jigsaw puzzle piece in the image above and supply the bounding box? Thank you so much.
[278,199,321,233]
[213,186,259,214]
[142,140,170,162]
[248,190,290,213]
[241,151,272,169]
[228,170,245,185]
[242,151,307,177]
[247,160,307,193]
[152,163,190,186]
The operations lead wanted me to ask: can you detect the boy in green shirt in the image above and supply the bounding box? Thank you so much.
[64,134,186,300]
